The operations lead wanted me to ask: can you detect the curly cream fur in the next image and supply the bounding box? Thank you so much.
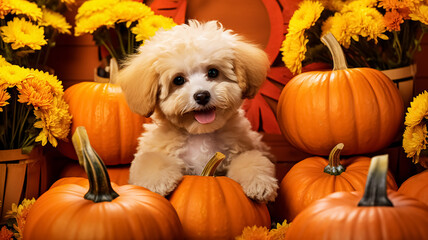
[118,20,278,202]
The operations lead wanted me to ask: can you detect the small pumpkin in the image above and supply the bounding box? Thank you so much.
[24,127,183,240]
[168,153,271,240]
[59,161,130,185]
[274,143,398,222]
[285,155,428,239]
[58,82,151,165]
[277,33,404,156]
[398,170,428,206]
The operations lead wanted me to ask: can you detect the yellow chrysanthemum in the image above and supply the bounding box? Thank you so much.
[0,85,11,112]
[269,220,291,240]
[405,90,428,127]
[0,0,42,21]
[409,4,428,25]
[34,97,72,147]
[0,65,30,87]
[5,198,36,220]
[288,0,324,34]
[281,32,308,74]
[132,15,177,42]
[403,123,428,163]
[28,68,64,95]
[114,1,154,27]
[281,0,323,74]
[236,225,270,240]
[322,6,388,48]
[5,198,36,240]
[0,17,47,50]
[75,0,118,21]
[74,10,117,36]
[40,8,72,34]
[0,55,11,67]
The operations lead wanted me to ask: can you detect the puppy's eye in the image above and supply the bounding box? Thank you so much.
[207,68,219,78]
[173,76,185,86]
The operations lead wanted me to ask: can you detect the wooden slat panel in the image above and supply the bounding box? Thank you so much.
[1,163,26,223]
[25,160,41,199]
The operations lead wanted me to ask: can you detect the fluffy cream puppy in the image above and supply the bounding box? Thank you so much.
[118,20,278,202]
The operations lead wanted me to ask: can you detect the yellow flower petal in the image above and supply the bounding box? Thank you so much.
[40,8,72,35]
[405,90,428,127]
[132,15,176,42]
[0,17,47,50]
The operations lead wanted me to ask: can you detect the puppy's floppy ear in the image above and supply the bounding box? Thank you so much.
[233,40,270,99]
[117,53,158,117]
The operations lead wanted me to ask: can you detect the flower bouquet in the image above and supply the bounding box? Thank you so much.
[403,90,428,168]
[0,57,72,153]
[0,0,73,70]
[281,0,428,75]
[74,0,177,77]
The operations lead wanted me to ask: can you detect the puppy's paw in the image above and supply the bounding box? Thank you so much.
[129,152,184,196]
[240,175,278,202]
[227,150,279,202]
[145,172,183,196]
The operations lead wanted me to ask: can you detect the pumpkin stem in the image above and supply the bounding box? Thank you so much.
[72,126,119,203]
[201,152,226,176]
[321,33,348,71]
[358,154,393,207]
[324,143,345,175]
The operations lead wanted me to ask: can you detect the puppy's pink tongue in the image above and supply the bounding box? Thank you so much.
[194,110,215,124]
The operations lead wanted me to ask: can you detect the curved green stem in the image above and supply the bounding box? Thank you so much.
[114,26,127,57]
[321,32,348,70]
[72,126,119,202]
[201,152,226,176]
[324,143,345,175]
[358,154,393,207]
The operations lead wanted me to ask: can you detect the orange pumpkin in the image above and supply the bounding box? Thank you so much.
[285,155,428,240]
[24,127,183,240]
[168,153,271,240]
[59,161,130,185]
[275,143,398,222]
[398,170,428,206]
[277,33,404,156]
[58,82,150,165]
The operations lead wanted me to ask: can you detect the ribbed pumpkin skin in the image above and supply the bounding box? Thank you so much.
[276,156,398,221]
[169,175,271,240]
[277,68,404,156]
[285,191,428,240]
[59,82,150,165]
[398,170,428,206]
[24,184,183,240]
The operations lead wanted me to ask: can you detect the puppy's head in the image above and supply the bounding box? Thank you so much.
[118,20,269,134]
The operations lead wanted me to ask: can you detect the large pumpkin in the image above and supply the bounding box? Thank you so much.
[277,33,404,156]
[24,127,183,240]
[274,143,398,222]
[285,155,428,240]
[168,153,271,240]
[58,82,150,165]
[398,170,428,206]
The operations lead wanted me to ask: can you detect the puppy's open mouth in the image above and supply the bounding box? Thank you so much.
[193,107,216,124]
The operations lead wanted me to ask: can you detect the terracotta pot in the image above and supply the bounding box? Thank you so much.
[0,147,48,223]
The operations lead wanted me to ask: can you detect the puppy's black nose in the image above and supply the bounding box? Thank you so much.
[194,91,211,105]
